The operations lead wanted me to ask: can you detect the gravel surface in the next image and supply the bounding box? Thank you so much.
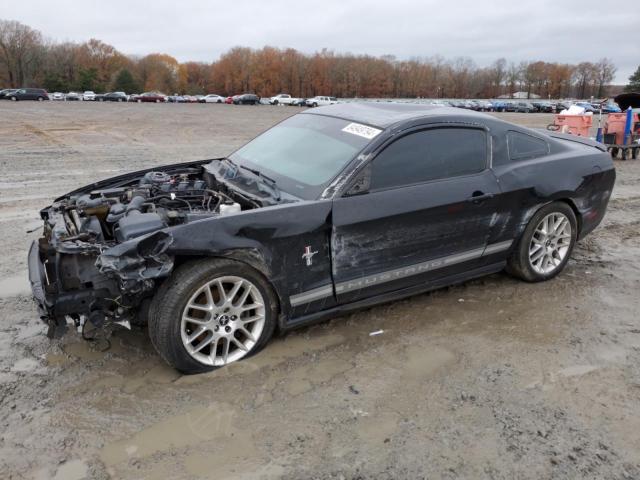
[0,102,639,480]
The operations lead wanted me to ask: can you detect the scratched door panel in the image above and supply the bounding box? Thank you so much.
[331,171,500,304]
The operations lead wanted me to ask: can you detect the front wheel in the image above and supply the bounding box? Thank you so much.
[10,96,17,101]
[507,202,577,282]
[149,259,278,374]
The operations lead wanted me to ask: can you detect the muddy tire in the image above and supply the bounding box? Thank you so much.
[506,202,577,282]
[148,258,278,374]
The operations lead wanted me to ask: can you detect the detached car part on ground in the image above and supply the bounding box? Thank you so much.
[29,103,615,374]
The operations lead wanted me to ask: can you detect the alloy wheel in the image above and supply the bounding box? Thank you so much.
[180,276,266,366]
[528,212,572,274]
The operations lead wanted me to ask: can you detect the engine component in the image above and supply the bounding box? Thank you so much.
[115,212,167,242]
[219,201,241,215]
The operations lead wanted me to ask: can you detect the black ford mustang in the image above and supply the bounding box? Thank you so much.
[28,103,615,373]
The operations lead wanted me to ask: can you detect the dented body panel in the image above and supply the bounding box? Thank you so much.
[28,103,615,337]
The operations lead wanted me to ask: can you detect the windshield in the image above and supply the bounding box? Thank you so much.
[227,114,375,199]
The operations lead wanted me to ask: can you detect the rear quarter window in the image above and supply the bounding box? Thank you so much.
[507,131,549,161]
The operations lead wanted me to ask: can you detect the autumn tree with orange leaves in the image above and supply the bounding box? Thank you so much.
[0,19,619,100]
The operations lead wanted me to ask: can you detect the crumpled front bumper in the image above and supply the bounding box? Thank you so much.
[28,240,97,337]
[28,240,61,336]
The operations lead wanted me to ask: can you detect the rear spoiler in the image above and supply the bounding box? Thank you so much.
[535,129,607,152]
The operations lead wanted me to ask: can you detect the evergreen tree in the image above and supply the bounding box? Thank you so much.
[112,68,140,93]
[625,65,640,92]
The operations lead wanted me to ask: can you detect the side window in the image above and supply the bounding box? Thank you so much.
[370,128,487,190]
[507,131,549,161]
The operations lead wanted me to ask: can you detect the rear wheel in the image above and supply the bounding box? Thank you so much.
[37,96,44,101]
[507,202,577,282]
[10,96,17,101]
[149,258,278,374]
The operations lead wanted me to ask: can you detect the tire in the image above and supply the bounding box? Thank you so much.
[148,258,278,374]
[37,96,44,102]
[506,202,577,282]
[273,100,278,105]
[217,99,222,103]
[99,98,104,102]
[118,98,123,102]
[137,99,142,103]
[10,96,17,101]
[312,102,318,107]
[155,99,160,103]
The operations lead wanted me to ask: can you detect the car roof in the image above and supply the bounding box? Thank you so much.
[302,102,486,128]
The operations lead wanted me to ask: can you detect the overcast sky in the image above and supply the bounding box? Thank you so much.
[8,0,639,83]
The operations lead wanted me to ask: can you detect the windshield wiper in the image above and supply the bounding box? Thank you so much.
[238,165,280,200]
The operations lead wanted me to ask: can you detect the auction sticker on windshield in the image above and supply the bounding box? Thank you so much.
[342,122,382,139]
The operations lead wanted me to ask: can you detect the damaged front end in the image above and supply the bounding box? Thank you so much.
[28,161,258,338]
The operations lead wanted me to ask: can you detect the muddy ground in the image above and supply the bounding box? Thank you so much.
[0,102,639,480]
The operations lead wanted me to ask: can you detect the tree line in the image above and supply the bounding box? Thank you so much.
[0,18,624,99]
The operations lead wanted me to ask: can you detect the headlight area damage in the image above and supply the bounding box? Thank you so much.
[28,161,260,338]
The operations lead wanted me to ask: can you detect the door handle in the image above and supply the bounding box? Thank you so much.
[467,191,494,203]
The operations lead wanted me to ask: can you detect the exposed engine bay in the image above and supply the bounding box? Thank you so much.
[33,161,261,337]
[54,169,240,246]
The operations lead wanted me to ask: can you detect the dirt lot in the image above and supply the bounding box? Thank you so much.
[0,102,639,480]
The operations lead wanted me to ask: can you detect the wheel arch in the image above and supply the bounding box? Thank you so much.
[171,251,285,324]
[554,197,583,236]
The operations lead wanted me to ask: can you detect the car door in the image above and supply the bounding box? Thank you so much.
[331,125,503,304]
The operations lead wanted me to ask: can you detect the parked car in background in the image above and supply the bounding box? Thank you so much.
[201,94,224,103]
[269,93,298,105]
[225,96,235,104]
[555,101,571,112]
[575,102,596,113]
[133,92,167,103]
[472,100,493,111]
[233,93,260,105]
[82,91,96,101]
[492,101,507,112]
[51,92,65,101]
[183,95,199,103]
[504,102,516,112]
[195,95,205,102]
[532,102,554,113]
[590,102,621,113]
[167,95,184,103]
[306,96,338,107]
[515,102,535,113]
[65,92,81,101]
[0,88,18,99]
[28,103,615,373]
[601,103,621,113]
[6,88,49,101]
[201,94,225,103]
[98,92,128,102]
[291,98,307,106]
